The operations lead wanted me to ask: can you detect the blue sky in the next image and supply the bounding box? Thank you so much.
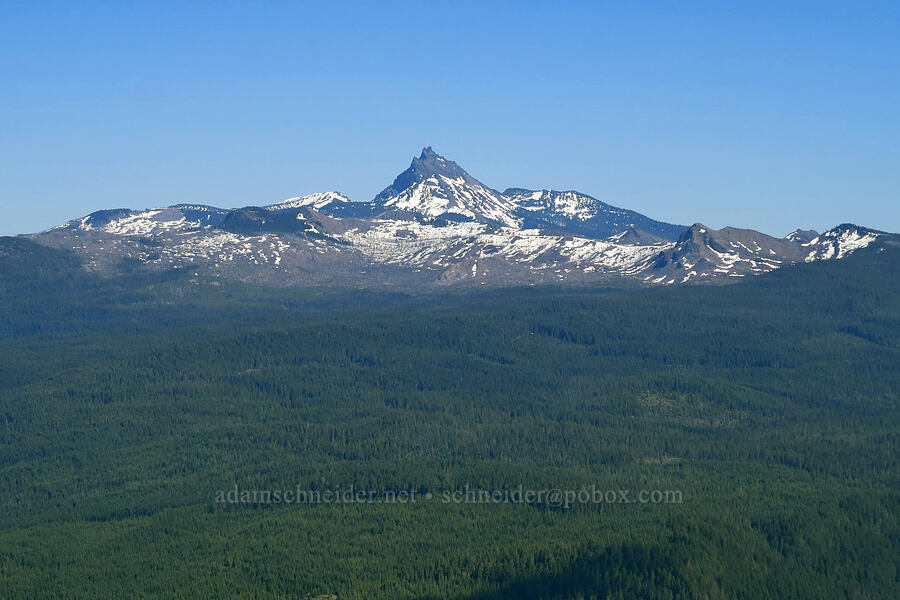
[1,1,898,236]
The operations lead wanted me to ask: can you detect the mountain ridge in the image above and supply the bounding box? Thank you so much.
[27,147,889,290]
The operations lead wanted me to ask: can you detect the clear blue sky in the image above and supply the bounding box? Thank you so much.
[1,1,898,236]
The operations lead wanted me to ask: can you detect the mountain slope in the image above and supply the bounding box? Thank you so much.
[2,231,899,599]
[266,192,351,212]
[370,147,520,227]
[26,147,890,289]
[645,223,885,284]
[504,188,686,241]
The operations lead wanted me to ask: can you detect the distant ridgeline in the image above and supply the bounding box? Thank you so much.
[26,147,889,289]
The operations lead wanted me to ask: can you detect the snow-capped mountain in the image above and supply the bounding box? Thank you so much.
[29,147,888,289]
[266,192,351,212]
[801,225,882,261]
[647,224,807,284]
[50,205,231,235]
[370,146,521,227]
[644,223,885,284]
[504,188,686,241]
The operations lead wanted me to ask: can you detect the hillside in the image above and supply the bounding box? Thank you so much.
[0,234,898,598]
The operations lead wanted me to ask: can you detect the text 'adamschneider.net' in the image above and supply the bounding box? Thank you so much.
[215,485,683,509]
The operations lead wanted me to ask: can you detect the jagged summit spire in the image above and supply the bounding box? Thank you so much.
[404,146,468,180]
[371,146,520,227]
[374,147,478,203]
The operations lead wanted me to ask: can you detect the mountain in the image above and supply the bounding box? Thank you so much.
[266,191,351,212]
[804,224,883,260]
[504,188,686,241]
[50,205,231,235]
[646,223,885,284]
[370,146,521,227]
[26,147,889,289]
[5,225,900,600]
[350,148,686,238]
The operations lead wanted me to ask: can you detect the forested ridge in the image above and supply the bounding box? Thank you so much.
[0,236,898,599]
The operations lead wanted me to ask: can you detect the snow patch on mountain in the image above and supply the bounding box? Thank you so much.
[372,147,520,227]
[267,192,350,211]
[340,220,667,276]
[502,188,687,241]
[379,175,520,227]
[506,189,618,222]
[803,226,880,262]
[101,209,206,236]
